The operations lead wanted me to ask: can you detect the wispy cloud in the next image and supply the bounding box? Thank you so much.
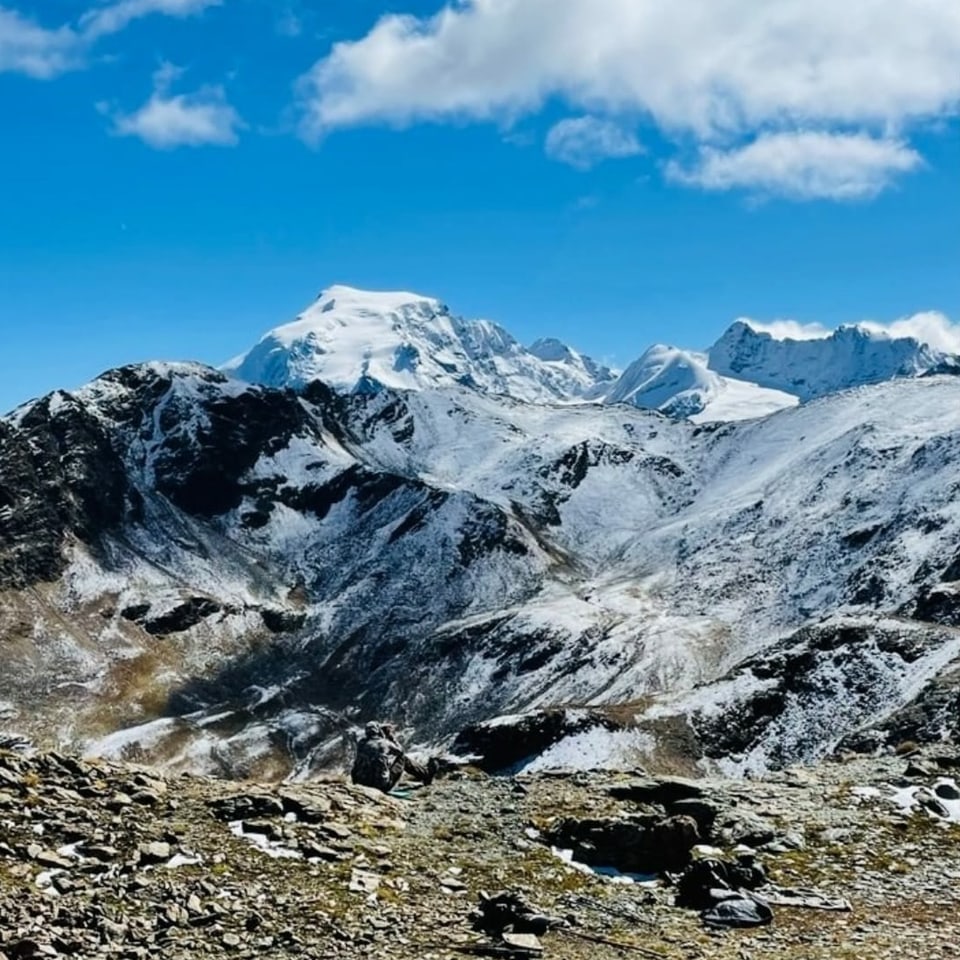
[545,116,642,170]
[80,0,222,41]
[275,7,302,38]
[740,319,832,341]
[860,312,960,355]
[0,7,80,78]
[743,312,960,353]
[665,131,923,201]
[103,62,243,148]
[0,0,220,78]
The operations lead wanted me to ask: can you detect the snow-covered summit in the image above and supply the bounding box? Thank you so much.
[708,319,960,401]
[223,285,959,422]
[528,337,615,387]
[601,344,797,421]
[224,285,613,403]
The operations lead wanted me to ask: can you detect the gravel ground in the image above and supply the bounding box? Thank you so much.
[1,747,959,959]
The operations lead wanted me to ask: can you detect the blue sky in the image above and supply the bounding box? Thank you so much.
[1,0,959,413]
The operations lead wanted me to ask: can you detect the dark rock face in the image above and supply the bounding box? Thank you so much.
[140,598,223,636]
[913,584,960,627]
[451,709,626,773]
[0,364,330,590]
[538,440,636,491]
[29,368,347,548]
[149,377,339,520]
[260,608,307,633]
[844,662,960,750]
[0,394,131,587]
[690,619,960,770]
[608,777,705,805]
[546,813,699,874]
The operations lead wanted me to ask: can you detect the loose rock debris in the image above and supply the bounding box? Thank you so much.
[1,746,960,958]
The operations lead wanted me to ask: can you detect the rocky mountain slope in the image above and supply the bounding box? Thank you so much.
[1,286,960,777]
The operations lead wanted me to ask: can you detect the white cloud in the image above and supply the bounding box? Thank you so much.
[742,312,960,353]
[298,0,960,139]
[740,319,832,341]
[80,0,221,40]
[276,7,303,39]
[0,7,80,78]
[861,312,960,355]
[666,131,923,200]
[545,115,642,169]
[0,0,220,78]
[106,62,243,148]
[295,0,960,199]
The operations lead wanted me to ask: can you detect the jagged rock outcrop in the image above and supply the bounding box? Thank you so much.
[708,320,960,401]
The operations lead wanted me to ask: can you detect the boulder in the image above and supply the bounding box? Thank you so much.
[471,891,565,937]
[208,794,284,822]
[546,813,699,874]
[452,709,627,774]
[668,798,720,834]
[701,896,773,929]
[713,809,778,848]
[137,841,171,865]
[608,776,705,805]
[676,854,767,910]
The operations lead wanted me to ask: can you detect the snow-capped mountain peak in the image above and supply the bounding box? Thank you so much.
[605,344,717,416]
[708,318,960,401]
[226,286,958,421]
[528,337,577,363]
[224,285,613,403]
[601,343,798,422]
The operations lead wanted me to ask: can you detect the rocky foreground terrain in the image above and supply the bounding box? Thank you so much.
[2,743,959,960]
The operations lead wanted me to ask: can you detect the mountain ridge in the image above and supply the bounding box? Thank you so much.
[708,319,960,401]
[3,345,960,776]
[2,285,960,778]
[223,285,960,422]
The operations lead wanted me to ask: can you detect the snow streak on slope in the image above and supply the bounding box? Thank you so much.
[224,285,614,403]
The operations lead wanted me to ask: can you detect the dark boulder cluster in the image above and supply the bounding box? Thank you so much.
[543,775,780,879]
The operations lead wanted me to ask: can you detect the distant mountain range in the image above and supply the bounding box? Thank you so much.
[2,286,959,778]
[225,285,959,422]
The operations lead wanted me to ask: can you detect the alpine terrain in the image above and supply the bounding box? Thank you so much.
[2,285,960,780]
